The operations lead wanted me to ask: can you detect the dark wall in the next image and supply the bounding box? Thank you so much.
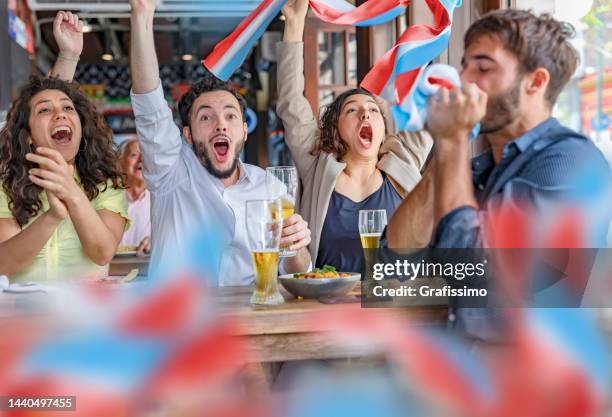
[10,37,33,97]
[0,1,35,114]
[0,0,11,113]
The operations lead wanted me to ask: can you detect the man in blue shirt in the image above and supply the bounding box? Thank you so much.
[385,10,611,339]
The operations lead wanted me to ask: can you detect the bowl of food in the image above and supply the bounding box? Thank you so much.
[279,265,360,299]
[115,245,137,257]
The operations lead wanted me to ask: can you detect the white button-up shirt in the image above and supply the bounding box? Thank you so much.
[131,82,298,286]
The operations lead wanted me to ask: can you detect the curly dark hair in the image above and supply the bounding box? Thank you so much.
[314,88,389,160]
[0,76,123,227]
[178,75,247,128]
[465,9,578,106]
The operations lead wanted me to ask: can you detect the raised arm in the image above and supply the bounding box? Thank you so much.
[282,0,308,43]
[129,0,159,94]
[428,86,483,224]
[276,0,319,178]
[50,11,83,81]
[129,0,183,191]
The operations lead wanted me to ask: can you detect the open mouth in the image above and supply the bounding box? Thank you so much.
[358,124,373,148]
[212,136,230,163]
[50,125,73,145]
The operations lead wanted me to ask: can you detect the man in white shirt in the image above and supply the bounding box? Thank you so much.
[128,0,312,285]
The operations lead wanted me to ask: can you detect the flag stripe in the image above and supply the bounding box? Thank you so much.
[203,0,410,81]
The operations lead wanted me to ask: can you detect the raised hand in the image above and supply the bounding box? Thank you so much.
[129,0,160,93]
[53,11,83,59]
[26,147,84,207]
[282,0,309,42]
[426,83,487,143]
[129,0,157,16]
[282,0,309,23]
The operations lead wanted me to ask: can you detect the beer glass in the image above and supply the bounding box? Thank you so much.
[359,209,387,295]
[359,209,387,249]
[246,198,284,306]
[266,166,298,257]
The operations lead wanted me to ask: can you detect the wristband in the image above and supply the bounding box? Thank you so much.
[58,53,80,62]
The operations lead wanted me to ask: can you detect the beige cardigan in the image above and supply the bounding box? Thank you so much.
[275,42,433,265]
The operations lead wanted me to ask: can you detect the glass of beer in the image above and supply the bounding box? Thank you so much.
[359,209,387,294]
[359,209,387,249]
[266,166,298,257]
[246,198,285,306]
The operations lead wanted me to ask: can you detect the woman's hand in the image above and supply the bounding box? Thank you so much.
[27,147,84,207]
[130,0,157,17]
[282,0,309,23]
[46,190,69,221]
[282,0,309,42]
[136,236,151,256]
[53,11,83,60]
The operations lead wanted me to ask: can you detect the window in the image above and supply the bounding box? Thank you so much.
[514,0,611,161]
[317,31,357,107]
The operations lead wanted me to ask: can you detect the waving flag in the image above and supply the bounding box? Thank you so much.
[203,0,287,82]
[392,63,480,136]
[308,307,609,417]
[361,0,463,131]
[204,0,463,134]
[0,275,248,417]
[203,0,409,82]
[309,0,408,26]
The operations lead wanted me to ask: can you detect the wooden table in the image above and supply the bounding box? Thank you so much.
[214,286,448,363]
[108,254,150,277]
[0,280,447,364]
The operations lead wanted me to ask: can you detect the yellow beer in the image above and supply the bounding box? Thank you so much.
[281,197,295,220]
[360,232,382,249]
[271,197,294,221]
[270,196,295,257]
[251,250,284,305]
[361,232,381,293]
[279,197,295,254]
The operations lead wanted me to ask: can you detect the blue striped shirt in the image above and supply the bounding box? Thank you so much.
[434,118,611,249]
[432,118,611,341]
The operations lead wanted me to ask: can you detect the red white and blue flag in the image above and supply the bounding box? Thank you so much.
[203,0,410,82]
[361,0,463,131]
[203,0,463,133]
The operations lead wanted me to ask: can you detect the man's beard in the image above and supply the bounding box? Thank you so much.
[194,139,245,179]
[479,78,522,135]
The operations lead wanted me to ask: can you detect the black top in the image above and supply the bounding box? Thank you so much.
[316,175,402,272]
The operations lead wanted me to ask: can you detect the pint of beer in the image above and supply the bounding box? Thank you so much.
[266,166,298,257]
[246,199,284,306]
[251,250,283,305]
[358,210,387,249]
[281,196,295,220]
[359,210,388,294]
[360,232,382,249]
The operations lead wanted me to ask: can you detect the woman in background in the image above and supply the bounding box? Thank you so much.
[118,137,151,256]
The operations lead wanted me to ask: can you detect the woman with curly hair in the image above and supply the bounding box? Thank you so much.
[0,74,129,282]
[277,0,434,272]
